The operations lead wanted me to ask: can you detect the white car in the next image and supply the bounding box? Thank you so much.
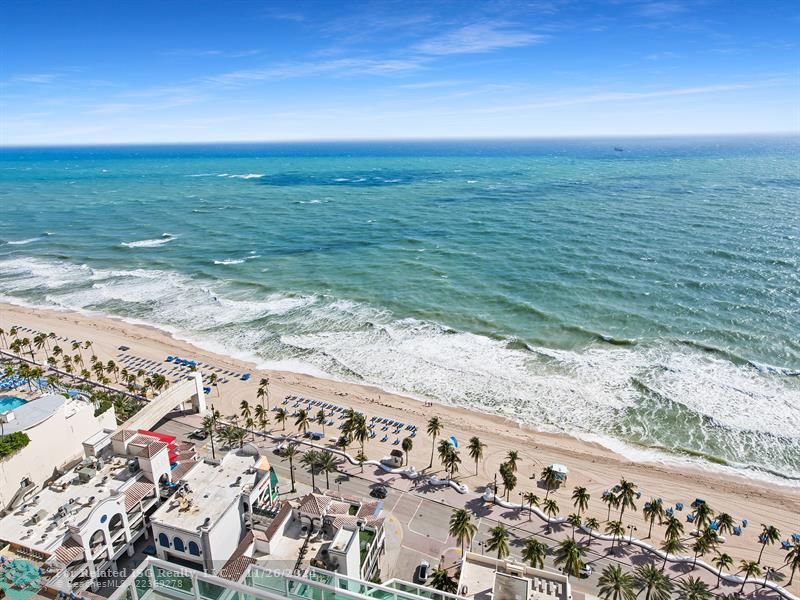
[418,560,430,582]
[580,565,593,578]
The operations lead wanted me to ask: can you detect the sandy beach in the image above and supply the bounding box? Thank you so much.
[1,301,798,590]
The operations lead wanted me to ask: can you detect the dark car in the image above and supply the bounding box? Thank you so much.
[370,485,388,499]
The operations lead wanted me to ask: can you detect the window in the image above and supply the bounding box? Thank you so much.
[173,537,185,552]
[158,533,169,547]
[188,541,200,556]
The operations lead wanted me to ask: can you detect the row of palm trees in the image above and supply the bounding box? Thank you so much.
[0,326,173,400]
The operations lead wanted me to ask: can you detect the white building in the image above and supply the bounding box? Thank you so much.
[0,428,198,593]
[149,443,280,575]
[0,393,117,511]
[457,552,572,600]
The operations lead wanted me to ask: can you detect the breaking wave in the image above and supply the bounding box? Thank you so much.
[0,255,797,484]
[121,233,176,248]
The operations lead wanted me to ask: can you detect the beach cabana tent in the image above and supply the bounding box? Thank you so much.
[447,435,458,448]
[549,463,569,482]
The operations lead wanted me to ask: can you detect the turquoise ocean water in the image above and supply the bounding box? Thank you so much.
[0,137,798,482]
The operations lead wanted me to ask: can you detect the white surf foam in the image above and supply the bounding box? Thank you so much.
[228,173,264,179]
[6,237,41,245]
[121,233,176,248]
[0,255,797,484]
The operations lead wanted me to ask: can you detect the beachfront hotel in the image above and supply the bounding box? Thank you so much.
[106,548,573,600]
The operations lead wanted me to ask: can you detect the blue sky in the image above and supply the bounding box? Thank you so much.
[1,0,798,144]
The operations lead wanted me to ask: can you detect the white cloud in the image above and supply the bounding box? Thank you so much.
[413,22,546,56]
[13,73,59,84]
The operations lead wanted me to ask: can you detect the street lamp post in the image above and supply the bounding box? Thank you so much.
[627,524,638,544]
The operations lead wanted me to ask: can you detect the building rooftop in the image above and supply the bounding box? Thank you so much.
[1,394,65,434]
[0,454,142,554]
[150,450,259,532]
[457,552,570,600]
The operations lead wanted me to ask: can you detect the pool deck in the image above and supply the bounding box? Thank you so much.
[0,394,64,434]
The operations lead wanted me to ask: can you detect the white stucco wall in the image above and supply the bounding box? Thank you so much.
[0,400,116,509]
[206,501,244,573]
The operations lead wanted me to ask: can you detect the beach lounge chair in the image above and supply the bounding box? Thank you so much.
[675,502,684,511]
[380,435,388,443]
[733,527,742,536]
[687,514,695,523]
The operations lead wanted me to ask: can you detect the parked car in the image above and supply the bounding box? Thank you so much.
[370,485,388,499]
[189,428,208,440]
[418,560,430,582]
[579,564,593,578]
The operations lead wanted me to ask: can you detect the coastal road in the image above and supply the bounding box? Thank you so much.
[156,418,787,597]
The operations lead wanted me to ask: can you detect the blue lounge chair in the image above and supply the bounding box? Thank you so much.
[675,502,684,511]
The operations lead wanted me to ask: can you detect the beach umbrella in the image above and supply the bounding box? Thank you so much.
[448,435,458,448]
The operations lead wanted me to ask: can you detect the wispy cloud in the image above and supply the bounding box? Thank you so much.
[164,49,262,58]
[645,51,680,60]
[636,1,687,19]
[208,57,425,86]
[467,80,783,114]
[13,73,59,84]
[414,22,546,56]
[397,79,467,89]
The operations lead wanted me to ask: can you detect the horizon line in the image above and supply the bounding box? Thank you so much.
[1,131,798,149]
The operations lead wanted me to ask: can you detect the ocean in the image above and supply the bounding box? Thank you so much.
[1,137,798,482]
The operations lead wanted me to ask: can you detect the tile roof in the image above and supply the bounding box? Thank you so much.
[170,461,198,483]
[54,537,84,564]
[111,429,136,442]
[218,531,255,581]
[260,502,292,542]
[124,480,157,511]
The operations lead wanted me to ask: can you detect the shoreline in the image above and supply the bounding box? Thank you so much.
[2,300,799,587]
[1,295,795,489]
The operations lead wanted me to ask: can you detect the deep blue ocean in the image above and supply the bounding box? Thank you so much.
[1,137,798,481]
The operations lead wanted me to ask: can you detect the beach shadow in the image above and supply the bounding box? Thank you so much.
[500,509,524,521]
[465,497,493,518]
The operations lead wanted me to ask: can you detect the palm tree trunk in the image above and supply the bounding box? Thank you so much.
[740,575,748,593]
[757,544,766,563]
[429,434,437,468]
[648,518,654,538]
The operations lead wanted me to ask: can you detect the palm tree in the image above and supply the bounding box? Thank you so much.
[429,567,457,593]
[355,450,368,473]
[572,486,590,516]
[660,537,685,571]
[615,479,637,522]
[254,404,269,435]
[738,560,761,593]
[642,498,665,538]
[499,462,517,500]
[0,327,6,348]
[315,409,327,435]
[663,515,684,542]
[71,341,83,362]
[523,492,540,521]
[756,524,780,563]
[401,437,413,466]
[505,450,520,472]
[676,577,712,600]
[692,502,714,532]
[602,490,620,521]
[426,416,443,469]
[467,436,486,475]
[784,540,800,586]
[316,451,338,490]
[634,563,671,600]
[295,409,311,434]
[606,520,625,554]
[443,447,461,479]
[540,466,559,501]
[691,536,709,567]
[275,407,288,430]
[567,513,582,540]
[522,538,548,569]
[239,400,251,423]
[585,517,600,547]
[284,444,299,492]
[448,508,477,553]
[715,512,735,537]
[554,538,585,578]
[542,498,559,521]
[301,449,320,489]
[712,553,733,587]
[598,564,636,600]
[486,524,510,559]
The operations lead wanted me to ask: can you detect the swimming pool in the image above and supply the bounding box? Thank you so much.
[0,396,26,414]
